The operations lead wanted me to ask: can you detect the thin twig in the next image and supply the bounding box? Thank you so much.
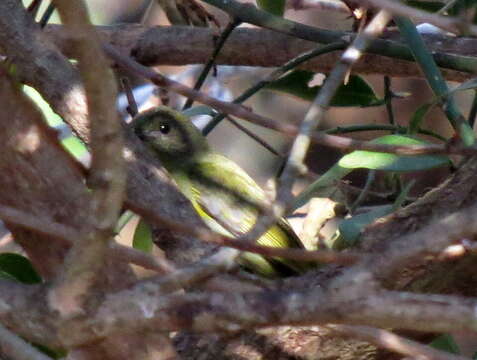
[469,90,477,129]
[0,323,53,360]
[383,76,395,126]
[0,198,355,271]
[133,198,360,264]
[49,0,125,316]
[39,3,55,28]
[27,0,43,18]
[183,18,241,110]
[361,0,477,36]
[349,170,376,213]
[203,231,360,263]
[278,10,393,214]
[109,242,175,273]
[0,203,174,273]
[203,41,346,134]
[120,77,139,117]
[437,0,461,15]
[226,115,283,157]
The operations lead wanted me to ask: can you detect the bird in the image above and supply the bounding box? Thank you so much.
[133,106,308,277]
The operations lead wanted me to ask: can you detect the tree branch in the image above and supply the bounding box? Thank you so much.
[0,204,174,274]
[53,282,477,346]
[0,323,52,360]
[45,24,477,82]
[362,0,477,36]
[48,0,126,317]
[201,0,477,75]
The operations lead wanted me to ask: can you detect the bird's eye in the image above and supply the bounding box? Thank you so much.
[159,123,170,134]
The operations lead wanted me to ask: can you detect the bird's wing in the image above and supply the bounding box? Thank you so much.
[185,153,304,250]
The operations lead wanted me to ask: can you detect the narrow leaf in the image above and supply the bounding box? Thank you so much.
[267,70,384,107]
[0,253,41,284]
[338,135,450,172]
[429,334,460,354]
[256,0,285,16]
[336,205,393,248]
[133,218,154,253]
[408,103,433,134]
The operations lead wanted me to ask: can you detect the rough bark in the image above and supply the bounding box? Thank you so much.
[43,24,477,82]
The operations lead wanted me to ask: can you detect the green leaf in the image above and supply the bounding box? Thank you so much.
[429,334,460,354]
[0,253,41,284]
[61,136,87,159]
[338,135,451,172]
[32,343,67,359]
[133,218,153,253]
[266,70,384,107]
[23,86,88,159]
[408,103,433,134]
[336,205,393,248]
[256,0,285,16]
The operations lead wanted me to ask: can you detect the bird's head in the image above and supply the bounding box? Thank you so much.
[133,106,209,165]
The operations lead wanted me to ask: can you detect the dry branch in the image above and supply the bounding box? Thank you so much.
[45,24,477,82]
[48,0,125,317]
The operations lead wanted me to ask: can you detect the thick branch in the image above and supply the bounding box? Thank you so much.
[46,24,477,82]
[0,323,52,360]
[57,284,477,346]
[201,0,477,76]
[49,0,126,317]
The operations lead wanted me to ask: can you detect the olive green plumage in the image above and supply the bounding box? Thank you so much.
[133,106,307,277]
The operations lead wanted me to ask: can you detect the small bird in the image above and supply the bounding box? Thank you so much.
[133,106,307,277]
